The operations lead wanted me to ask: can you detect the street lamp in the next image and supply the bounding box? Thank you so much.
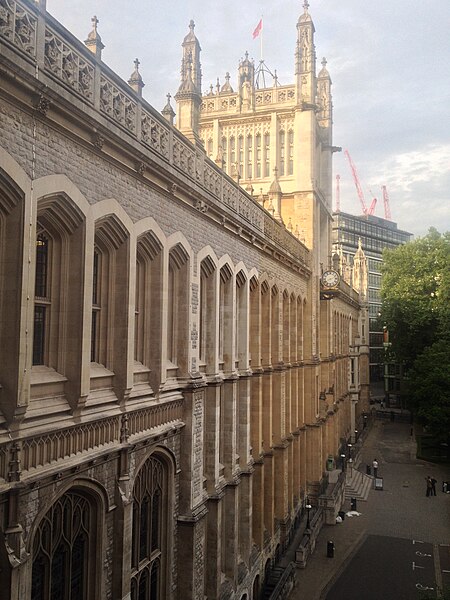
[347,443,353,462]
[305,497,312,533]
[340,453,346,472]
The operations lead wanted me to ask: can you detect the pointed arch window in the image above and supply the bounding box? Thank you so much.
[131,456,168,600]
[31,491,97,600]
[238,135,244,178]
[288,130,294,175]
[255,134,261,178]
[207,138,213,159]
[230,137,236,173]
[264,133,270,177]
[246,134,253,179]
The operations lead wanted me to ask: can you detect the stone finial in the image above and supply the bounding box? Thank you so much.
[161,93,175,125]
[216,78,220,94]
[245,182,254,196]
[322,57,327,68]
[128,58,145,97]
[85,15,104,59]
[257,187,265,207]
[303,0,310,13]
[221,72,234,93]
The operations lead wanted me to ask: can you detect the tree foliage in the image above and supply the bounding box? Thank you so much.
[380,228,450,437]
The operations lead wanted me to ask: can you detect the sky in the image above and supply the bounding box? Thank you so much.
[46,0,450,237]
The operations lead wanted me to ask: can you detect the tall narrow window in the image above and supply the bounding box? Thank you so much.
[256,134,261,178]
[219,265,233,370]
[264,133,270,177]
[167,245,189,374]
[167,262,177,364]
[246,134,253,179]
[131,457,167,600]
[207,138,213,159]
[33,233,50,365]
[221,136,227,170]
[279,130,285,176]
[199,257,216,370]
[288,130,294,175]
[230,137,236,173]
[31,491,95,600]
[91,250,101,363]
[238,136,244,178]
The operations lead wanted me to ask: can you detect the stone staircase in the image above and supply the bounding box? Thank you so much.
[344,468,373,501]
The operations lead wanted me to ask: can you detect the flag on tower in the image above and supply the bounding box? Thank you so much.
[252,18,263,39]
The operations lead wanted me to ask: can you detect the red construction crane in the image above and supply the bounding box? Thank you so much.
[382,185,392,220]
[368,197,377,215]
[335,174,341,212]
[344,150,368,215]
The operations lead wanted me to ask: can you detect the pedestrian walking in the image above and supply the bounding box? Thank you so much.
[431,477,437,496]
[372,458,378,478]
[425,476,433,497]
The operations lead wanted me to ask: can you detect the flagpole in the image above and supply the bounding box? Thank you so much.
[260,15,263,62]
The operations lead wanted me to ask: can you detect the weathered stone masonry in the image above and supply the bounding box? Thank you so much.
[0,1,369,599]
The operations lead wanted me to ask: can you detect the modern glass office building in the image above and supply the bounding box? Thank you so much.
[332,211,412,389]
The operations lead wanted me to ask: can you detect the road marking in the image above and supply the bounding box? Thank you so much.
[416,551,432,557]
[416,583,434,591]
[413,540,424,545]
[412,562,425,570]
[434,544,443,592]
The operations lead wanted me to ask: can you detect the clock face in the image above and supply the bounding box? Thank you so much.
[321,269,340,288]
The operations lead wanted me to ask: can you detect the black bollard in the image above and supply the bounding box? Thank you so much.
[366,464,371,475]
[327,541,335,558]
[350,497,357,511]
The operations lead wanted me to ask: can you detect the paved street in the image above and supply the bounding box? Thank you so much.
[290,418,450,599]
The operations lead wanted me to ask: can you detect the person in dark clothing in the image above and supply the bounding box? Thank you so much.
[426,476,433,497]
[431,477,437,496]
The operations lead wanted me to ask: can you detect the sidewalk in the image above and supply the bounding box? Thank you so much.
[289,419,450,600]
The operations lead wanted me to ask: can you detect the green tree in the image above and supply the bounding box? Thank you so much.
[380,228,450,438]
[380,228,450,369]
[409,340,450,440]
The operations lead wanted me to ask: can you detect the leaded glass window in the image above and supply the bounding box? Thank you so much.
[31,491,95,600]
[131,457,166,600]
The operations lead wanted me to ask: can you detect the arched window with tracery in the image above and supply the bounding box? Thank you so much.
[131,456,168,600]
[31,490,97,600]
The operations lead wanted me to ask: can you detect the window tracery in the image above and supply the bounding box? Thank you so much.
[131,456,166,600]
[31,491,96,600]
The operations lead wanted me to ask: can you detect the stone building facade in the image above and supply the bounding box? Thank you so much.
[0,1,368,599]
